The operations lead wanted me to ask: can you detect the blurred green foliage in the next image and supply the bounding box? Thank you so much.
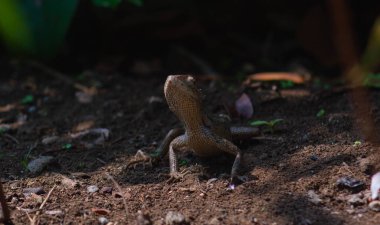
[0,0,77,58]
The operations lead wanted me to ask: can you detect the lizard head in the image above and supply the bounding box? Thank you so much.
[164,75,202,112]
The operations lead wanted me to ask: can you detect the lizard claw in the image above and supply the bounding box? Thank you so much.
[166,169,191,183]
[126,150,155,169]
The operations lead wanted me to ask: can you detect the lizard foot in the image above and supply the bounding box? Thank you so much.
[126,150,157,169]
[166,169,191,183]
[228,175,248,189]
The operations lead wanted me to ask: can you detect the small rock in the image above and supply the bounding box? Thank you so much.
[310,155,318,161]
[98,216,109,225]
[208,217,221,225]
[307,190,322,205]
[41,136,59,145]
[61,177,79,188]
[76,91,93,104]
[165,211,190,225]
[45,210,64,216]
[136,210,153,225]
[369,200,380,212]
[100,186,113,194]
[358,158,373,174]
[23,187,45,197]
[301,134,309,142]
[337,176,365,190]
[347,193,366,206]
[87,185,99,193]
[27,156,54,174]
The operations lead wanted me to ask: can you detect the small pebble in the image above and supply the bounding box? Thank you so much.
[337,176,364,189]
[136,210,153,225]
[61,177,79,189]
[347,193,366,206]
[45,210,64,216]
[42,136,59,145]
[23,187,45,197]
[87,185,99,193]
[307,190,322,205]
[27,156,54,174]
[100,186,113,194]
[98,216,109,225]
[310,155,318,161]
[369,200,380,212]
[165,211,189,225]
[208,217,221,225]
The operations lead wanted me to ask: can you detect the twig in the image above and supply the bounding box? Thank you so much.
[24,60,90,93]
[3,134,20,145]
[173,46,220,78]
[31,185,57,225]
[96,158,107,165]
[105,173,128,217]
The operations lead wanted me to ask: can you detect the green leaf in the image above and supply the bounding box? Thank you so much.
[316,109,325,118]
[62,143,73,150]
[280,80,294,89]
[92,0,122,8]
[0,127,6,134]
[353,141,362,147]
[270,119,284,126]
[20,158,28,169]
[363,73,380,88]
[250,120,270,126]
[128,0,144,7]
[179,159,188,166]
[21,94,34,104]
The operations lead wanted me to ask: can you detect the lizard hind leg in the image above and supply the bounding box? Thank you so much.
[212,135,245,184]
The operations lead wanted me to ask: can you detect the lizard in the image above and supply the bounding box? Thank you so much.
[127,75,259,184]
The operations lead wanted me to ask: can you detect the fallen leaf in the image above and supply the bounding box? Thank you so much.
[72,120,95,132]
[91,208,110,215]
[235,93,253,119]
[0,104,16,113]
[244,72,310,84]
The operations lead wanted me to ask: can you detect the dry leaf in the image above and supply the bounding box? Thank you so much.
[244,72,310,84]
[72,120,95,132]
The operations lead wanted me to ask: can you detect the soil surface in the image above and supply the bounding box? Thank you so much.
[1,69,380,225]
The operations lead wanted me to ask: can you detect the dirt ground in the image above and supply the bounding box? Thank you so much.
[1,68,380,225]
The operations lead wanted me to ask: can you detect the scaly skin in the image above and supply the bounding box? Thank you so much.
[128,75,259,183]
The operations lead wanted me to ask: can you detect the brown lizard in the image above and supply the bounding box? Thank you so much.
[127,75,259,184]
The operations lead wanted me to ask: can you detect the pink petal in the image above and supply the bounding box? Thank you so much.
[235,93,253,119]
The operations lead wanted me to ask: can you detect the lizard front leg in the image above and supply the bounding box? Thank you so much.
[127,128,183,169]
[167,135,188,182]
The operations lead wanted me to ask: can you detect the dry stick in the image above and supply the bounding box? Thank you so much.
[31,185,57,225]
[25,60,89,93]
[105,173,128,217]
[0,181,12,225]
